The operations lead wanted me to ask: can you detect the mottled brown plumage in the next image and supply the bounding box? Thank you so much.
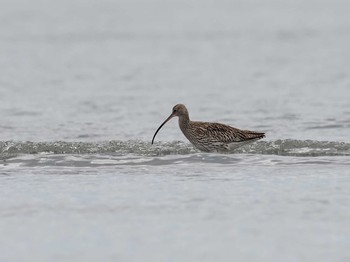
[152,104,265,152]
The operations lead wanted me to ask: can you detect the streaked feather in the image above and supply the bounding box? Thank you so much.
[183,121,265,152]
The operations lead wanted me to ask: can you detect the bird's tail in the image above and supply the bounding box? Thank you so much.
[242,130,265,140]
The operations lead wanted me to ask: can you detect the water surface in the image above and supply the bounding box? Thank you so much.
[1,0,350,261]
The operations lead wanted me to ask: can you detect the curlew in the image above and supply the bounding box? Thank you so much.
[151,104,265,152]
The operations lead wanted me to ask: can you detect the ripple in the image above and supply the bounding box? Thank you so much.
[1,139,350,160]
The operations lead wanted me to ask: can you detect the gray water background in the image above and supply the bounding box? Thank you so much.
[1,0,350,261]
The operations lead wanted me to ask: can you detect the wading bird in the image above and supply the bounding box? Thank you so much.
[151,104,265,152]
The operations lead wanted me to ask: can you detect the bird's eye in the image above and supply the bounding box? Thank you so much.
[173,109,177,112]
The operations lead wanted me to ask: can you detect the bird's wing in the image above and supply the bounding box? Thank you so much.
[190,122,265,143]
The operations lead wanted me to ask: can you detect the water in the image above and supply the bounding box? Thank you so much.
[1,0,350,261]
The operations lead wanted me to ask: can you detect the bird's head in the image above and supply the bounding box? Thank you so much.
[171,104,188,117]
[151,104,189,144]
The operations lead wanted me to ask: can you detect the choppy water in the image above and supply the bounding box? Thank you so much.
[1,139,350,159]
[1,0,350,261]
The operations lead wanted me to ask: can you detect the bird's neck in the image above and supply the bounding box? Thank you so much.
[178,114,190,131]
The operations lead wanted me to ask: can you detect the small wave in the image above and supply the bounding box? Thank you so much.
[1,139,350,159]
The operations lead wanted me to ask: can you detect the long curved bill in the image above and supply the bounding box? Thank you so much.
[151,113,175,144]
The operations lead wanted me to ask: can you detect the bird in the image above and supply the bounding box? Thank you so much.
[151,104,265,152]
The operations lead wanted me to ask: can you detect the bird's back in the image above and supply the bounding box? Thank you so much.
[182,121,265,152]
